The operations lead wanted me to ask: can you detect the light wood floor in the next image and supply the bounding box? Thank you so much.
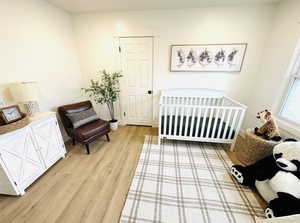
[0,126,265,223]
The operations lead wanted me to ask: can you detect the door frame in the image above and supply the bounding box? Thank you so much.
[114,35,159,126]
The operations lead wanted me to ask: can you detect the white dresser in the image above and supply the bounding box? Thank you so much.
[0,112,66,196]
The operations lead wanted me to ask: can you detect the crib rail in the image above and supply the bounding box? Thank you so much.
[159,89,246,151]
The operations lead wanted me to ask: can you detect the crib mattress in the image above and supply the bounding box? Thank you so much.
[160,115,235,139]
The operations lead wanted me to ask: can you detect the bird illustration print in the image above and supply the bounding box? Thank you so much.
[214,49,226,66]
[177,49,185,67]
[199,49,212,67]
[186,49,197,67]
[227,49,239,66]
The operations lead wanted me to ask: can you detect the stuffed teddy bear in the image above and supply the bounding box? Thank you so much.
[254,110,281,141]
[231,140,300,219]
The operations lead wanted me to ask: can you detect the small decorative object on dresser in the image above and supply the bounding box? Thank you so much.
[10,81,40,116]
[0,105,22,124]
[0,113,29,135]
[82,70,122,131]
[0,98,5,108]
[0,112,66,196]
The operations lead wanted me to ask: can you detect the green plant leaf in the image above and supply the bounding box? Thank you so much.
[82,69,123,120]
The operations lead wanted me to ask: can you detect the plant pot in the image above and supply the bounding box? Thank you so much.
[109,120,118,131]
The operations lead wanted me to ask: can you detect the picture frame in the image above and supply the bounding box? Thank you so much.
[0,105,22,124]
[170,43,247,72]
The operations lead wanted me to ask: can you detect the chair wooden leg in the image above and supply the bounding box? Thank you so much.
[72,138,76,146]
[86,144,90,155]
[106,134,110,142]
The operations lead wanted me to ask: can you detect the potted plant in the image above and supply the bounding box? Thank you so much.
[82,70,122,131]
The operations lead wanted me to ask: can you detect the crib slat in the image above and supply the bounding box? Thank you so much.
[163,105,167,135]
[212,107,221,138]
[183,97,187,105]
[223,109,233,139]
[195,107,202,137]
[169,103,174,136]
[159,103,162,137]
[235,110,246,139]
[200,107,208,138]
[228,109,239,139]
[217,108,226,138]
[190,107,196,137]
[206,108,214,138]
[174,106,179,136]
[184,107,190,137]
[211,98,214,106]
[179,107,184,137]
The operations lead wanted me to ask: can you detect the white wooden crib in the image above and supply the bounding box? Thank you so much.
[159,89,247,151]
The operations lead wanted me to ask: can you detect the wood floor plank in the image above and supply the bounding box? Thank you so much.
[77,126,147,223]
[53,126,137,223]
[102,127,155,223]
[0,150,83,222]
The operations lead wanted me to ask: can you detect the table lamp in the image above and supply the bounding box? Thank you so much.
[10,82,40,116]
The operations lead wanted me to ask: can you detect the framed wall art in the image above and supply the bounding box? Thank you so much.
[170,43,247,72]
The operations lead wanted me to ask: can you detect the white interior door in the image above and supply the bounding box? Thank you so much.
[119,37,153,126]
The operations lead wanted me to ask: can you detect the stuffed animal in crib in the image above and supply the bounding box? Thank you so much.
[231,139,300,219]
[254,110,281,141]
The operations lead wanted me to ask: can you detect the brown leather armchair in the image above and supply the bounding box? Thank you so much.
[58,101,110,154]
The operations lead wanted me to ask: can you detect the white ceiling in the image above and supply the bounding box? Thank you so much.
[46,0,280,13]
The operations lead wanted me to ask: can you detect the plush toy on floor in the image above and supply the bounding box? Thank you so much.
[231,139,300,219]
[254,110,281,141]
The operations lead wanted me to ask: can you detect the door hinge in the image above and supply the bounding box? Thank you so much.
[124,112,126,117]
[14,181,17,186]
[119,46,121,53]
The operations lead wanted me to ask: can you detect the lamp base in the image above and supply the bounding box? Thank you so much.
[24,101,40,116]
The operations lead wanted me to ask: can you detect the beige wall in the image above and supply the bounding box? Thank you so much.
[72,4,275,125]
[2,0,298,136]
[245,0,300,137]
[0,0,83,112]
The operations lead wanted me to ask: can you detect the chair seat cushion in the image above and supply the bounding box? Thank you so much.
[72,119,110,142]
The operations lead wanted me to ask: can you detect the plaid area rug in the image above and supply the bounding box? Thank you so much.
[120,136,264,223]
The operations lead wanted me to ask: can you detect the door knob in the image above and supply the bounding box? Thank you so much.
[148,90,152,94]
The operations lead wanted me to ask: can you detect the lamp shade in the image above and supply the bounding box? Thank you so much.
[10,82,39,102]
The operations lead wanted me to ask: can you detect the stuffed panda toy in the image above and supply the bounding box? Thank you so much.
[231,140,300,219]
